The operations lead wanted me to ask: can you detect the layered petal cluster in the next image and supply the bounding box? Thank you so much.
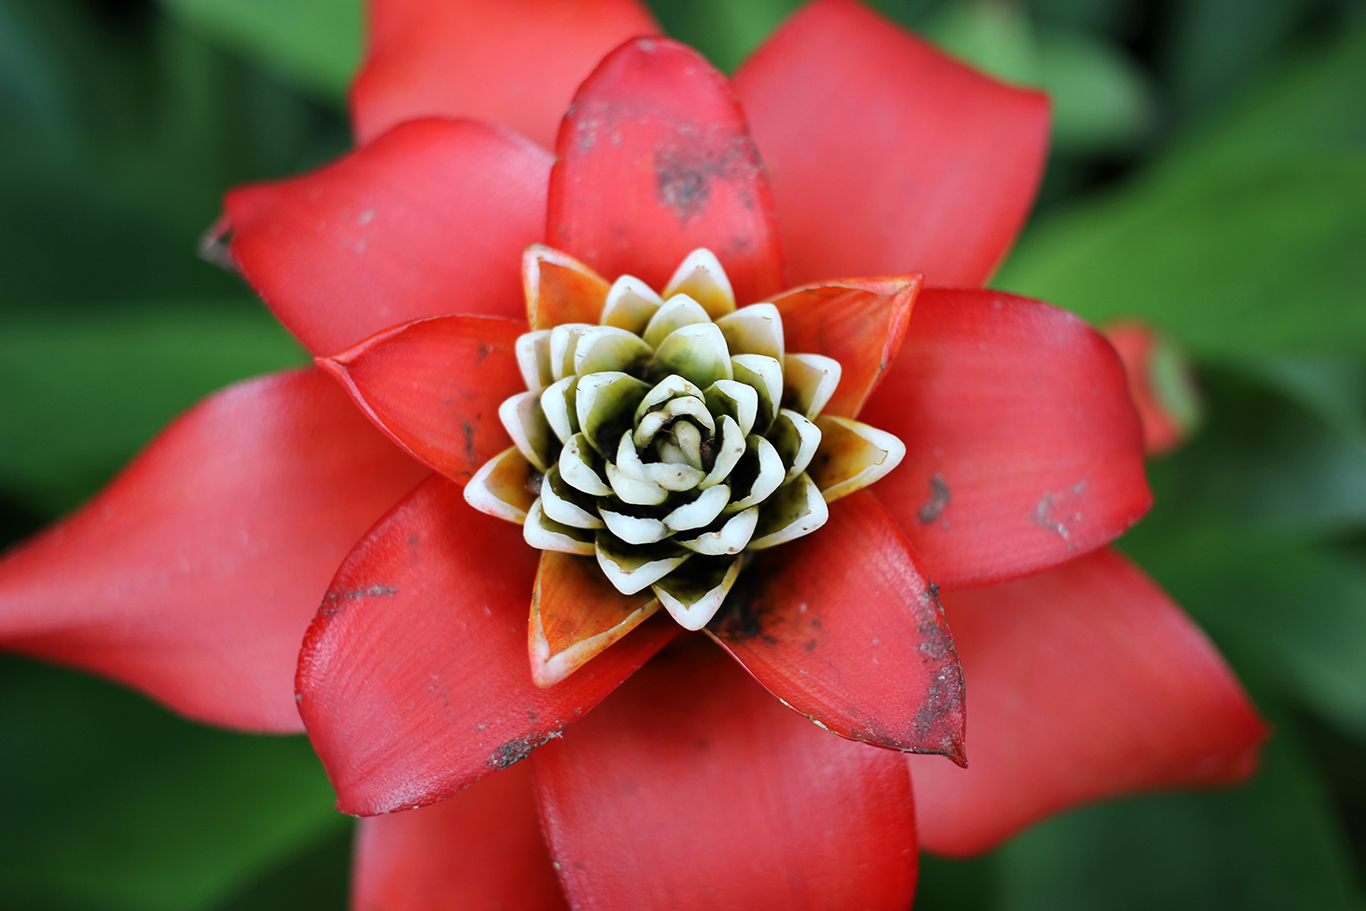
[0,0,1268,907]
[466,246,906,639]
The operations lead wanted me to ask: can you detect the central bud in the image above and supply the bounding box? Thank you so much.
[467,248,897,632]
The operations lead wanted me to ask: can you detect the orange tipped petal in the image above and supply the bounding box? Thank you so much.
[530,551,662,687]
[769,274,920,418]
[525,245,612,330]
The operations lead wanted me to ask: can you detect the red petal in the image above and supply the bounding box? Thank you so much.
[547,38,785,305]
[533,640,918,910]
[735,0,1049,286]
[909,548,1269,857]
[709,490,964,760]
[224,119,550,357]
[1103,320,1197,456]
[862,289,1151,589]
[318,315,526,484]
[352,762,568,911]
[353,0,659,150]
[0,369,428,732]
[769,274,920,418]
[296,475,676,816]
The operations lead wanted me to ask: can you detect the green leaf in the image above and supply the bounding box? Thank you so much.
[996,722,1363,911]
[156,0,360,101]
[647,0,805,73]
[0,300,306,517]
[1035,29,1156,154]
[1162,0,1334,127]
[1122,368,1366,559]
[999,13,1366,356]
[997,155,1366,356]
[0,656,346,911]
[1248,357,1366,449]
[1168,8,1366,174]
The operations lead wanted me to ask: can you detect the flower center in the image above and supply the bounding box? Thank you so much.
[466,248,900,631]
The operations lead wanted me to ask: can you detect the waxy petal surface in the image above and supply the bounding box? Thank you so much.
[526,245,612,330]
[709,490,964,760]
[909,549,1269,856]
[533,641,918,910]
[225,118,550,357]
[318,315,526,483]
[531,551,660,687]
[735,0,1049,286]
[352,762,568,911]
[548,38,785,307]
[353,0,659,150]
[0,369,428,732]
[862,289,1151,589]
[770,275,919,418]
[297,476,676,816]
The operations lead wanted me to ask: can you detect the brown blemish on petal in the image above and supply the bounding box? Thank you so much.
[486,732,561,771]
[918,473,951,523]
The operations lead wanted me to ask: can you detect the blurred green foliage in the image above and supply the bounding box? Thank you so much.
[0,0,1364,908]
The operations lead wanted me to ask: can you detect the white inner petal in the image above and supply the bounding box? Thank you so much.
[515,330,553,392]
[653,559,740,631]
[662,248,736,319]
[498,391,551,472]
[523,500,596,555]
[558,434,612,496]
[600,274,663,335]
[679,507,758,555]
[540,376,577,443]
[715,303,784,361]
[574,325,652,376]
[600,510,670,545]
[548,323,594,381]
[699,415,745,489]
[637,374,704,418]
[705,380,758,437]
[663,484,730,531]
[643,294,712,349]
[575,372,648,454]
[643,456,705,491]
[728,436,785,511]
[730,354,783,430]
[659,396,715,434]
[749,475,830,550]
[654,322,733,389]
[608,434,669,505]
[771,408,822,481]
[541,470,604,529]
[783,353,843,418]
[596,544,689,596]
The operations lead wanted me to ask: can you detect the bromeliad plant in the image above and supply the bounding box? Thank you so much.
[0,0,1268,907]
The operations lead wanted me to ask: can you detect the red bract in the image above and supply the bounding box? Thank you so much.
[0,0,1267,906]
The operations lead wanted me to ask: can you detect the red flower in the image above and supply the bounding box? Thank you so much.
[0,0,1266,907]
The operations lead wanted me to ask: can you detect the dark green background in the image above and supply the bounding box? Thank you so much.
[1,0,1364,907]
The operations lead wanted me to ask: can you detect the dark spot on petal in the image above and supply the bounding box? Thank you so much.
[476,342,491,365]
[462,421,476,461]
[917,472,951,523]
[487,733,557,770]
